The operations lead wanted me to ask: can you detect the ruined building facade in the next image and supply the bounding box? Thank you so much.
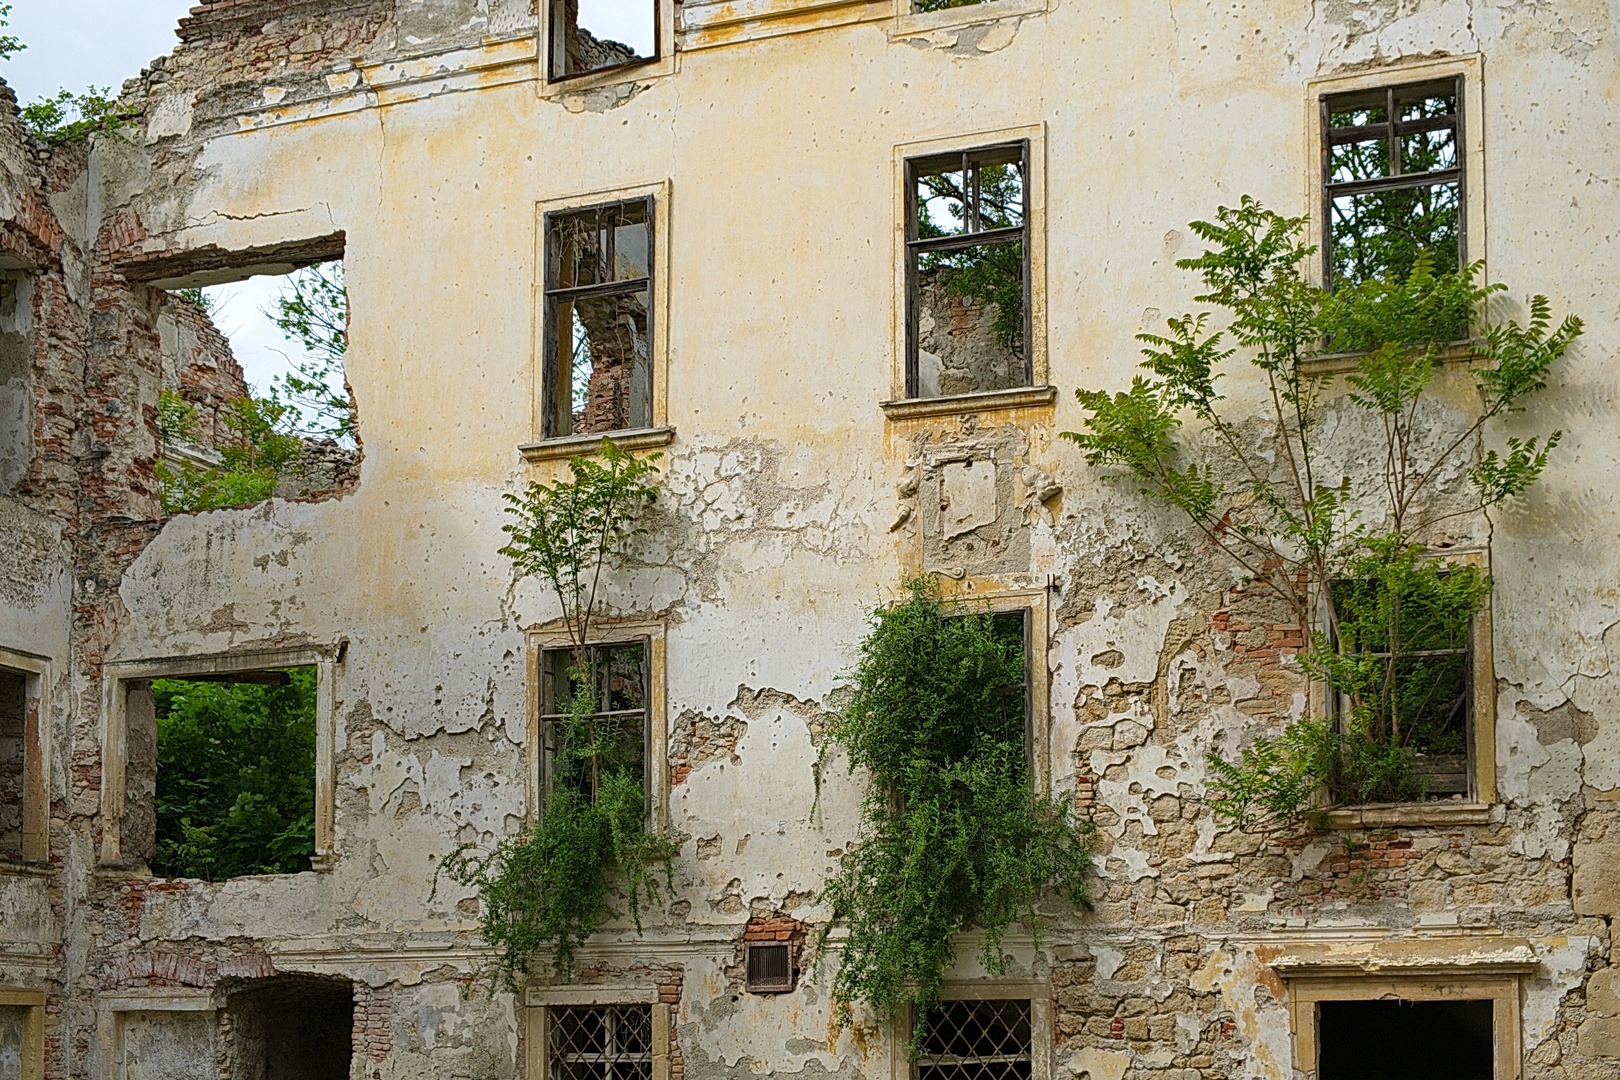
[2,0,1619,1077]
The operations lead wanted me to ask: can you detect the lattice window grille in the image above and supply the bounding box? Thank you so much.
[549,1005,654,1080]
[916,999,1033,1080]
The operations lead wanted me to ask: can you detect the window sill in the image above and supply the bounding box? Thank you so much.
[0,858,52,878]
[519,426,676,463]
[1319,802,1493,829]
[1301,338,1480,376]
[894,0,1048,37]
[880,385,1056,421]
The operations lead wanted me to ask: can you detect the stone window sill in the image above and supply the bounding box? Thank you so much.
[1300,338,1481,376]
[894,0,1048,38]
[519,426,676,463]
[0,859,51,878]
[880,385,1056,421]
[1320,802,1494,829]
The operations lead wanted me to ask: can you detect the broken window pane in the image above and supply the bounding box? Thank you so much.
[0,669,23,862]
[916,999,1033,1080]
[1318,999,1492,1080]
[540,642,649,805]
[551,1006,654,1080]
[545,199,654,438]
[907,142,1030,399]
[150,668,317,880]
[1323,78,1463,287]
[550,0,658,81]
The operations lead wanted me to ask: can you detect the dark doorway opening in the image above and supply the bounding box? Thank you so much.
[1319,998,1493,1080]
[225,974,353,1080]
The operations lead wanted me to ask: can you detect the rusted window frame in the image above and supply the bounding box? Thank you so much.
[1320,76,1465,288]
[547,0,662,84]
[903,140,1032,400]
[541,197,657,441]
[538,638,653,818]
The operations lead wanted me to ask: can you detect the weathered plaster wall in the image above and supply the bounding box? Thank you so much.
[2,0,1619,1078]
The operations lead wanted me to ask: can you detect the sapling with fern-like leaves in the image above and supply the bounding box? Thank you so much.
[1063,197,1580,831]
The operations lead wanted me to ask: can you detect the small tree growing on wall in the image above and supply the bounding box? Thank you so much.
[1064,197,1581,830]
[818,579,1093,1051]
[444,440,675,984]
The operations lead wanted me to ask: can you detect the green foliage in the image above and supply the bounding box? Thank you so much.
[499,440,661,657]
[918,160,1025,350]
[21,87,134,144]
[266,263,356,442]
[1064,197,1581,829]
[173,287,215,315]
[151,669,317,881]
[155,393,306,514]
[818,580,1093,1048]
[443,441,670,985]
[0,4,23,61]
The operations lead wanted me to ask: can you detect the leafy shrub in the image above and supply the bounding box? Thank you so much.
[151,670,317,881]
[819,580,1092,1050]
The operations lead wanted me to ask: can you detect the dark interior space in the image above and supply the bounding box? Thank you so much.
[1319,998,1493,1080]
[226,975,353,1080]
[0,668,25,862]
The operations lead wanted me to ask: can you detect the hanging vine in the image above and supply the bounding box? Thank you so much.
[818,579,1093,1050]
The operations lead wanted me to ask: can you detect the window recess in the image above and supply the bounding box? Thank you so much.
[905,142,1031,400]
[543,199,655,441]
[1322,77,1464,288]
[744,942,795,994]
[539,641,651,807]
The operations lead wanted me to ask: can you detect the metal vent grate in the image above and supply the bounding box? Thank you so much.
[549,1005,653,1080]
[746,942,794,992]
[917,999,1032,1080]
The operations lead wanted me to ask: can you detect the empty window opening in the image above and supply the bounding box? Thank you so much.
[550,0,658,81]
[1327,574,1473,802]
[149,668,317,880]
[1323,78,1463,288]
[225,975,353,1080]
[540,642,649,804]
[550,1005,653,1080]
[916,999,1032,1080]
[159,260,356,514]
[542,200,654,440]
[0,669,24,863]
[906,142,1030,399]
[745,942,795,993]
[938,610,1032,776]
[1318,998,1492,1080]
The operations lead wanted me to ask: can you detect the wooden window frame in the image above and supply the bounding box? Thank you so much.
[537,638,653,815]
[1306,56,1485,292]
[0,647,49,868]
[526,620,669,832]
[98,647,340,872]
[1314,549,1496,828]
[903,140,1032,400]
[889,125,1049,417]
[528,182,672,458]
